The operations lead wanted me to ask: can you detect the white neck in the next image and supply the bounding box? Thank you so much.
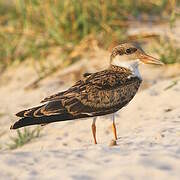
[111,57,142,79]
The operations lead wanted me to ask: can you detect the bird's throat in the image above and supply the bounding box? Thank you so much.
[111,58,142,79]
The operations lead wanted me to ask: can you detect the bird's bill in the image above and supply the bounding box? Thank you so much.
[139,53,164,65]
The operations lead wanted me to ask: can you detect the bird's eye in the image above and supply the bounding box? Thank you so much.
[126,48,137,54]
[126,48,131,54]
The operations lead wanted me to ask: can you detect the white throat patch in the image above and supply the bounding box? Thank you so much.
[111,56,142,79]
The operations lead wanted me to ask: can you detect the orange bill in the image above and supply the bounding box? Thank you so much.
[139,53,164,65]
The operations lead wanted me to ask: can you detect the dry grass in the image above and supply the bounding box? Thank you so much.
[0,0,178,69]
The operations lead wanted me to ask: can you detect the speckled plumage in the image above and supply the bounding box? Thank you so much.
[11,63,141,129]
[10,42,164,145]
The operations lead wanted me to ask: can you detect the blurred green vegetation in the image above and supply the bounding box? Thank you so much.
[0,0,179,68]
[8,127,41,150]
[158,41,180,64]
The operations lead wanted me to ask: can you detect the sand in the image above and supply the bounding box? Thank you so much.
[0,57,180,180]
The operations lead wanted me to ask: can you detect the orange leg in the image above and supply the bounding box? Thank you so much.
[112,114,118,140]
[91,118,97,144]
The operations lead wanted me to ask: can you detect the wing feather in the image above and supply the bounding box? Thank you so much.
[20,69,141,119]
[42,69,141,117]
[13,68,142,129]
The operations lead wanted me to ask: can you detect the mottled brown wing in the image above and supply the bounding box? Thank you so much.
[13,69,141,129]
[41,72,92,103]
[40,69,141,117]
[16,100,67,118]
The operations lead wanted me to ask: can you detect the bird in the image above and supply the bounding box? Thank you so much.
[10,42,163,144]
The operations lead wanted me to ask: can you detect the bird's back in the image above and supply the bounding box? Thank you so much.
[11,66,142,129]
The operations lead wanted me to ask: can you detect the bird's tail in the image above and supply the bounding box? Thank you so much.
[10,102,75,129]
[10,114,74,129]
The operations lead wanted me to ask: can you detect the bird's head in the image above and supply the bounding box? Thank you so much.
[110,42,164,67]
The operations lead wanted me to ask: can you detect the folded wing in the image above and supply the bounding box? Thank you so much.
[11,69,141,129]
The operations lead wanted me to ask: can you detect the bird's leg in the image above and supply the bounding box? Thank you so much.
[91,117,97,144]
[112,113,118,140]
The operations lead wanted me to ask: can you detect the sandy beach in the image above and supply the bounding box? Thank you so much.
[0,1,180,179]
[0,58,180,179]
